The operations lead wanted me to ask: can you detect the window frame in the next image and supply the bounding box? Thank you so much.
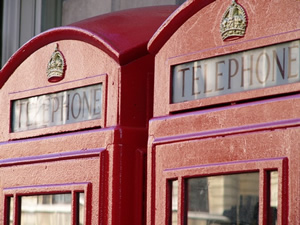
[1,0,62,67]
[164,157,288,225]
[8,73,107,140]
[3,182,91,225]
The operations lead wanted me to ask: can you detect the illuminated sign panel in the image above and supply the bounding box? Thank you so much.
[172,40,300,103]
[11,83,102,132]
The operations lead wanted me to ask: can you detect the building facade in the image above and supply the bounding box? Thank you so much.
[0,0,185,67]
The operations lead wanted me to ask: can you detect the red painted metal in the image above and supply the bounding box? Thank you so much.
[147,0,300,225]
[0,6,177,88]
[0,5,177,225]
[148,0,215,54]
[0,1,299,225]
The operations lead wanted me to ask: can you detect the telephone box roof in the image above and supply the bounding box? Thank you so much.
[0,5,176,88]
[148,0,214,54]
[148,0,300,54]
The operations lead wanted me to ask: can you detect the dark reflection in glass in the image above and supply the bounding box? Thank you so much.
[170,180,179,225]
[6,197,13,225]
[269,171,278,225]
[20,193,71,225]
[186,173,259,225]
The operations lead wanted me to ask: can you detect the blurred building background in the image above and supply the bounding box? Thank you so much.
[0,0,185,67]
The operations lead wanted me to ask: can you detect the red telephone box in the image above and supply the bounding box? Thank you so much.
[147,0,300,225]
[0,6,176,225]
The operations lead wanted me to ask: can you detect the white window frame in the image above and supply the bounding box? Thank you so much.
[1,0,62,67]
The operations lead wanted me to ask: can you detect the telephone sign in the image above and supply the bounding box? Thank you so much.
[172,40,300,103]
[11,83,102,132]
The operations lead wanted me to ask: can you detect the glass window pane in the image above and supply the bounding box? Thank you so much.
[186,173,259,225]
[0,0,3,66]
[20,193,71,225]
[5,197,14,225]
[41,0,62,31]
[170,180,179,225]
[78,192,85,225]
[269,171,278,225]
[176,0,186,5]
[19,0,36,46]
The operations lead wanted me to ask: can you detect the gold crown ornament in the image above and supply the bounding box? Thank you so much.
[220,0,247,41]
[46,44,66,82]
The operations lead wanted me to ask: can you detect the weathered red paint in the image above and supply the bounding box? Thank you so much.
[1,1,299,224]
[0,5,177,225]
[0,6,177,88]
[147,0,300,224]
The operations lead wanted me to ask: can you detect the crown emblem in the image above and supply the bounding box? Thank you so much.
[220,0,247,41]
[46,44,65,82]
